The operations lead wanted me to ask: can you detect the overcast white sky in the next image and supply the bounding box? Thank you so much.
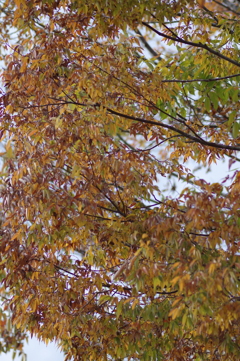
[1,338,64,361]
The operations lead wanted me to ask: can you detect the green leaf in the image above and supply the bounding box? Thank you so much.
[232,122,239,138]
[204,96,211,112]
[231,87,238,102]
[209,92,218,110]
[116,301,123,319]
[68,103,76,111]
[228,110,237,126]
[98,295,111,305]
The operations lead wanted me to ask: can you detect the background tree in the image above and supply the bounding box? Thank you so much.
[0,0,239,360]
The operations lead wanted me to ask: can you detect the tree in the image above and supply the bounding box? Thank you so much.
[0,0,239,360]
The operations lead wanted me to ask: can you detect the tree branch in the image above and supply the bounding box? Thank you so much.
[142,22,240,68]
[160,73,240,83]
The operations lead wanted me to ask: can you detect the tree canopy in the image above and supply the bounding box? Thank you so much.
[0,0,239,360]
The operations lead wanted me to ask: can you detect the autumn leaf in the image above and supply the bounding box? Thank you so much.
[0,0,239,360]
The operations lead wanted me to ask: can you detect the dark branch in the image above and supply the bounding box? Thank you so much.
[160,73,240,83]
[142,22,240,68]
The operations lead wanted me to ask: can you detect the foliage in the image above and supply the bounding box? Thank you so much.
[0,0,239,360]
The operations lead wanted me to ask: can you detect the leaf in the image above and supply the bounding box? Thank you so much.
[98,295,111,306]
[204,97,211,112]
[68,103,76,111]
[232,122,239,139]
[228,111,237,126]
[209,92,218,110]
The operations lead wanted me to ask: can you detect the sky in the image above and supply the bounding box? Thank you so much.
[1,338,64,361]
